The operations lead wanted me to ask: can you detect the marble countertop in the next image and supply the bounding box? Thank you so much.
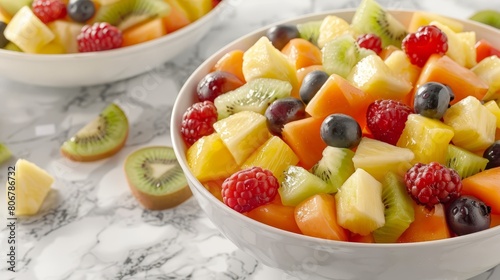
[1,0,499,279]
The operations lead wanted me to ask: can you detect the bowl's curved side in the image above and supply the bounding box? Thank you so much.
[171,10,500,280]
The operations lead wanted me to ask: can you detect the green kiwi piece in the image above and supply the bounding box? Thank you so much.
[4,42,22,52]
[214,78,292,119]
[0,143,12,164]
[322,34,361,78]
[93,0,171,30]
[0,0,32,17]
[373,172,415,243]
[446,144,489,179]
[61,103,129,162]
[470,10,500,29]
[351,0,408,48]
[311,147,355,194]
[124,146,191,210]
[297,20,322,46]
[279,165,330,206]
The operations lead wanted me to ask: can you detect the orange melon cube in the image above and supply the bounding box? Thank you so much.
[122,18,167,47]
[281,38,322,70]
[212,50,245,82]
[491,214,500,228]
[398,202,451,243]
[462,167,500,215]
[163,0,192,33]
[282,117,326,169]
[246,195,302,234]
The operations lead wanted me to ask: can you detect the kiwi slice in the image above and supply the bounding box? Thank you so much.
[446,144,489,179]
[311,146,355,194]
[0,143,12,164]
[322,34,361,78]
[297,20,322,46]
[214,78,292,119]
[279,165,331,206]
[470,10,500,29]
[61,103,129,162]
[93,0,171,30]
[372,172,415,243]
[3,42,22,52]
[124,146,191,210]
[351,0,408,48]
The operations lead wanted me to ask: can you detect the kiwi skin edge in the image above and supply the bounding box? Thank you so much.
[61,130,129,162]
[127,179,192,210]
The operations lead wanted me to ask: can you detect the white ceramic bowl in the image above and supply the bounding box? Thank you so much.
[171,9,500,280]
[0,1,228,87]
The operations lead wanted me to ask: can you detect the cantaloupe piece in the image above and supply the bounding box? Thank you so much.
[281,38,322,70]
[122,18,167,47]
[411,55,488,107]
[305,74,373,129]
[294,193,348,241]
[246,195,302,234]
[397,202,450,243]
[162,0,192,33]
[282,117,326,169]
[350,233,375,243]
[491,214,500,228]
[212,50,245,82]
[296,65,324,99]
[462,167,500,214]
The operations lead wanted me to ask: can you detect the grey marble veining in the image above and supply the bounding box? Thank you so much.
[1,0,500,279]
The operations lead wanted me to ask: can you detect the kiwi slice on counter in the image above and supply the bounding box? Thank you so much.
[61,103,129,162]
[0,143,12,164]
[311,146,355,194]
[214,78,292,119]
[93,0,171,30]
[297,20,322,46]
[372,172,415,243]
[470,10,500,29]
[322,34,361,78]
[124,146,191,210]
[351,0,408,48]
[446,144,489,179]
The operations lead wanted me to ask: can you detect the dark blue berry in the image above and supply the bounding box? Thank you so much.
[484,141,500,170]
[266,25,300,50]
[299,70,329,104]
[446,195,491,236]
[414,82,454,119]
[265,97,306,136]
[68,0,95,23]
[320,114,361,148]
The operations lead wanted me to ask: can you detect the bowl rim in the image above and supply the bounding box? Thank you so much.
[171,8,500,249]
[0,0,229,60]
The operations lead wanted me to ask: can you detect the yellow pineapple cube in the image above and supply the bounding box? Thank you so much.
[384,50,421,86]
[484,101,500,128]
[397,114,454,164]
[317,15,353,48]
[429,21,466,67]
[457,32,477,69]
[187,133,239,182]
[472,55,500,101]
[7,159,54,216]
[241,136,299,182]
[408,11,464,33]
[443,96,496,152]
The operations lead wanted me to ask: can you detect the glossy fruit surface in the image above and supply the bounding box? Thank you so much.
[32,0,67,24]
[402,25,448,67]
[197,71,244,102]
[265,97,306,136]
[181,101,218,145]
[77,22,123,52]
[320,114,362,148]
[366,99,413,145]
[67,0,95,23]
[414,82,454,119]
[299,70,329,104]
[484,141,500,169]
[265,24,300,50]
[446,195,491,236]
[357,33,383,54]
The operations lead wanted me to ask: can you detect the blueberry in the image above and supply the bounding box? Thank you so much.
[414,82,454,119]
[320,114,361,148]
[446,195,491,236]
[68,0,95,23]
[266,25,300,50]
[299,70,329,104]
[0,22,8,48]
[483,140,500,169]
[265,97,306,136]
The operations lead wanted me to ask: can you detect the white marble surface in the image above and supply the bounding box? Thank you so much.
[1,0,500,279]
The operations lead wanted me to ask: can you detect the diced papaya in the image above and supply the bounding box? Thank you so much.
[491,214,500,228]
[282,117,327,169]
[411,55,488,107]
[246,194,302,234]
[296,65,324,99]
[212,50,245,82]
[294,193,348,241]
[462,167,500,214]
[475,39,500,63]
[305,74,374,129]
[163,0,192,33]
[122,18,167,47]
[203,180,223,202]
[350,233,375,243]
[398,202,450,243]
[281,38,322,70]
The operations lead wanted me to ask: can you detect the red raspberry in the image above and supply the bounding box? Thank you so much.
[181,101,218,145]
[77,23,123,53]
[32,0,67,24]
[221,167,279,213]
[366,99,412,145]
[402,25,448,67]
[405,162,462,209]
[357,33,382,55]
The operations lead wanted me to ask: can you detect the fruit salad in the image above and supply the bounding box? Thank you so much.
[180,0,500,243]
[0,0,221,54]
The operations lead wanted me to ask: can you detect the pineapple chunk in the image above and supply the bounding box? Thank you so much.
[7,159,54,216]
[384,50,421,86]
[347,55,412,100]
[317,15,353,48]
[242,36,299,92]
[457,32,477,69]
[187,133,239,182]
[178,0,211,21]
[429,21,466,67]
[397,114,454,164]
[241,136,298,182]
[4,6,55,53]
[335,168,385,236]
[408,11,464,33]
[472,55,500,101]
[48,20,84,53]
[352,137,414,181]
[484,101,500,128]
[443,96,496,152]
[213,111,270,165]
